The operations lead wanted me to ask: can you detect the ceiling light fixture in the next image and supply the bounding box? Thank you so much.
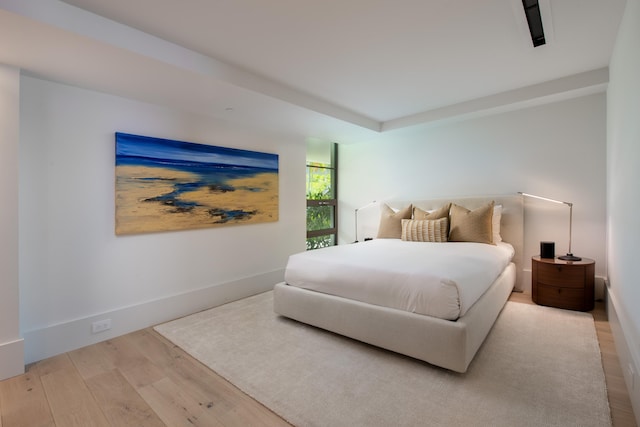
[522,0,546,47]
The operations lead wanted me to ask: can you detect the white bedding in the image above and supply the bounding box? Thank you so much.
[284,239,515,320]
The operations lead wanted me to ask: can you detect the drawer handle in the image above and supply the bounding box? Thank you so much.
[556,266,563,272]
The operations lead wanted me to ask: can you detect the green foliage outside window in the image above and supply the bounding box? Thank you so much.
[306,204,332,231]
[306,163,335,250]
[306,234,335,250]
[306,163,333,200]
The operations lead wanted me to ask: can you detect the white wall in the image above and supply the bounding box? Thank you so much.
[19,76,306,364]
[339,93,607,294]
[0,64,24,380]
[607,0,640,419]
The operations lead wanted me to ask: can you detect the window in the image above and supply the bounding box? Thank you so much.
[306,141,337,250]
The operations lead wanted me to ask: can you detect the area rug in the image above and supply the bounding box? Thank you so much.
[155,291,611,427]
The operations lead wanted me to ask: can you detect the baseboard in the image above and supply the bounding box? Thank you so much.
[606,288,640,425]
[594,276,607,301]
[0,338,25,380]
[521,269,532,294]
[22,269,284,365]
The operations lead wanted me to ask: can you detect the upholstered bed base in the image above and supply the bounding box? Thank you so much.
[273,262,515,373]
[274,194,522,372]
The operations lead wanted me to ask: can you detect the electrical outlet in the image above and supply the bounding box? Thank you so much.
[91,319,112,334]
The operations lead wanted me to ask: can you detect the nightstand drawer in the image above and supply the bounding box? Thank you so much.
[536,284,585,311]
[536,262,585,288]
[532,256,595,311]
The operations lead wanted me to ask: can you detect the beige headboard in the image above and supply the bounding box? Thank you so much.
[357,195,524,292]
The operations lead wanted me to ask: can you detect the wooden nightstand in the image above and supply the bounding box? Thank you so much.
[531,256,595,311]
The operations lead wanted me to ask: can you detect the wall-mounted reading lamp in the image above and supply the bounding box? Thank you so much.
[519,192,581,261]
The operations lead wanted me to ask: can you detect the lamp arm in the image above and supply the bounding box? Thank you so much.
[519,192,581,261]
[567,203,573,255]
[354,201,377,243]
[355,209,359,242]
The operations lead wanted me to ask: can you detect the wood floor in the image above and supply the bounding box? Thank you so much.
[0,293,636,427]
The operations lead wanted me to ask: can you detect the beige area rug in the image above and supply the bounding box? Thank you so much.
[155,291,611,427]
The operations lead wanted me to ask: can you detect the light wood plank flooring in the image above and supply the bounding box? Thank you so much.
[1,293,636,427]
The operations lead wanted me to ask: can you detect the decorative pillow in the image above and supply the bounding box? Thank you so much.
[413,203,451,220]
[401,218,449,242]
[377,204,412,239]
[448,201,495,244]
[493,204,503,243]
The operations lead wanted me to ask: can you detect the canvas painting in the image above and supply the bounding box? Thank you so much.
[115,132,279,235]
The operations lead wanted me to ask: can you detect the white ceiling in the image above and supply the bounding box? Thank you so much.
[0,0,627,144]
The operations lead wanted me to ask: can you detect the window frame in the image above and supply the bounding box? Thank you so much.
[306,143,337,249]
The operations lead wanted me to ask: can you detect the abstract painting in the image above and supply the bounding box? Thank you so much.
[115,132,279,235]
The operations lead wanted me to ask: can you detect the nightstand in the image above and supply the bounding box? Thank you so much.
[531,256,595,311]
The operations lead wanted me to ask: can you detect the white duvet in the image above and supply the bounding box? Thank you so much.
[284,239,515,320]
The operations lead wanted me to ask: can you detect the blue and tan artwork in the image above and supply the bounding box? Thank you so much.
[115,132,279,235]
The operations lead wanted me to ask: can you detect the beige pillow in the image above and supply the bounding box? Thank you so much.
[493,204,502,243]
[413,203,451,220]
[377,204,412,239]
[449,201,495,244]
[401,218,449,242]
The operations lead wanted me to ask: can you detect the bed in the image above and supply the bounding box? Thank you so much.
[273,195,523,373]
